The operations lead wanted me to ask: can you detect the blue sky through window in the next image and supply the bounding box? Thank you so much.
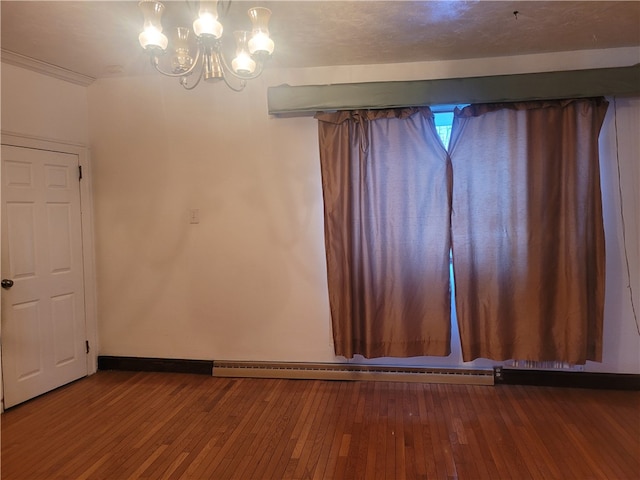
[434,111,454,148]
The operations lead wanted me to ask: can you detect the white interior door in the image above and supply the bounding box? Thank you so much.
[1,145,87,408]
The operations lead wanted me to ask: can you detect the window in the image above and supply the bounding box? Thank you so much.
[318,100,607,363]
[433,110,454,148]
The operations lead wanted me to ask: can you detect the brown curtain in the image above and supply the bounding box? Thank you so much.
[449,98,609,364]
[316,108,451,358]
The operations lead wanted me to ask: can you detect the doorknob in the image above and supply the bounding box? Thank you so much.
[1,279,14,289]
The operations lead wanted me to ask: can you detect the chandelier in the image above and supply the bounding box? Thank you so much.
[138,0,274,91]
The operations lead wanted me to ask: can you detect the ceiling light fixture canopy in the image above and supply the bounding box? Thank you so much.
[138,0,274,91]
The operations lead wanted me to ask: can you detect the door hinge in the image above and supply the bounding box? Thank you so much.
[79,165,83,180]
[85,340,90,354]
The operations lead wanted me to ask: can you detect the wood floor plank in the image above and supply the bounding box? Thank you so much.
[2,371,639,479]
[237,379,300,479]
[290,380,330,479]
[315,382,351,480]
[262,382,312,480]
[330,380,361,480]
[301,380,340,479]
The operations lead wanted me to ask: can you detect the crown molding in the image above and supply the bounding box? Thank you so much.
[1,49,95,87]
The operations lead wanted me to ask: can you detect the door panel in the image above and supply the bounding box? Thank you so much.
[12,300,42,380]
[7,202,37,277]
[48,204,73,270]
[2,145,87,408]
[52,293,77,365]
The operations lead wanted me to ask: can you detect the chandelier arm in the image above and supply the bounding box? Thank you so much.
[222,75,247,92]
[185,0,198,17]
[181,64,205,91]
[218,0,232,20]
[150,47,203,78]
[217,51,266,81]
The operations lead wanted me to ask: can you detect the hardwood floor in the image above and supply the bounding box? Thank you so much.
[1,371,639,479]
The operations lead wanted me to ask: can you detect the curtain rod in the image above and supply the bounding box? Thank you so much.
[267,64,640,117]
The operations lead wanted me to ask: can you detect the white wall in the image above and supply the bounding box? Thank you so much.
[0,53,637,375]
[1,63,89,144]
[88,74,335,362]
[0,47,635,419]
[594,96,640,373]
[87,50,640,373]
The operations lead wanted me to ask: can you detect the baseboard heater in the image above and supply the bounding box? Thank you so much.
[212,361,494,386]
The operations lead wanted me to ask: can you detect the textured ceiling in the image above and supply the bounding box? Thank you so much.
[1,1,639,80]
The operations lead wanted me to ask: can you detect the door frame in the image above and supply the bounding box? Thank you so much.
[0,131,98,411]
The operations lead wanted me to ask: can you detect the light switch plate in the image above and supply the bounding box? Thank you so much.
[189,209,200,224]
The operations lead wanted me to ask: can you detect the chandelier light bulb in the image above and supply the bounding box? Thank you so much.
[247,7,274,55]
[193,0,223,39]
[231,31,256,75]
[138,0,168,51]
